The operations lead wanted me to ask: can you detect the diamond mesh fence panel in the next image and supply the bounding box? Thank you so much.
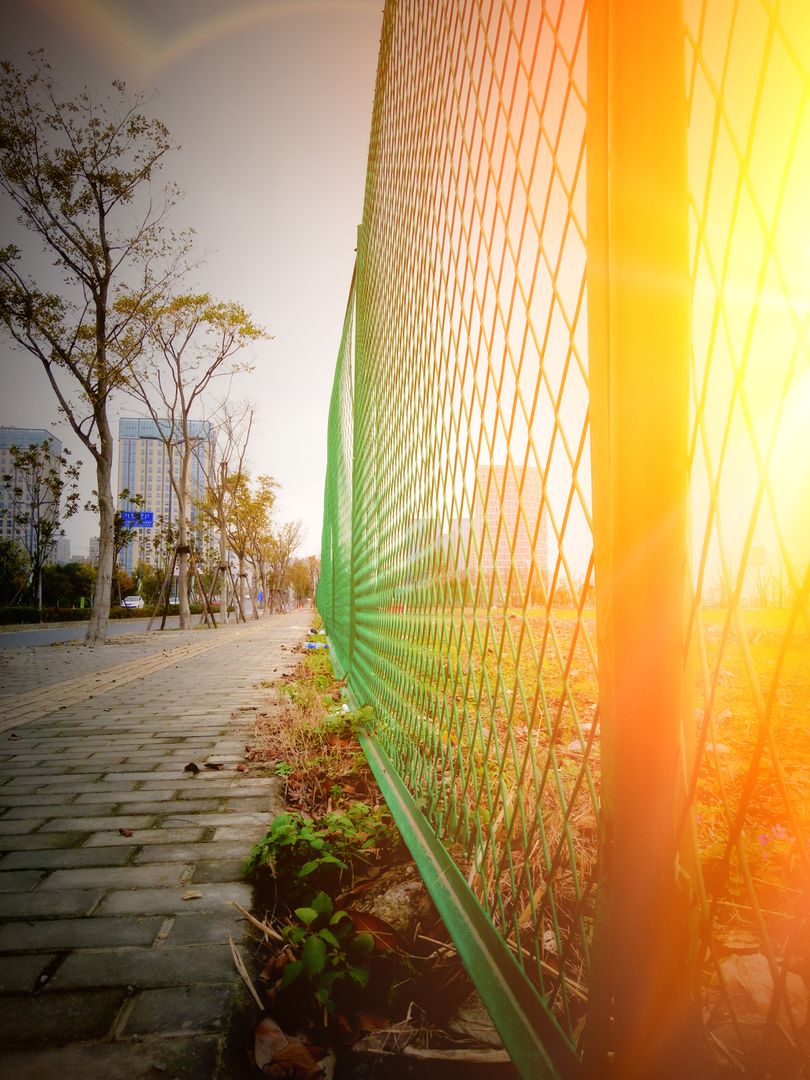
[319,1,810,1073]
[683,1,810,1073]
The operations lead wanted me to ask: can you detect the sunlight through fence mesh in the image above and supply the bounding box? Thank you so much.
[318,1,810,1073]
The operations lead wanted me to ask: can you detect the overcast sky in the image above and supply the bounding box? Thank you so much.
[0,0,383,557]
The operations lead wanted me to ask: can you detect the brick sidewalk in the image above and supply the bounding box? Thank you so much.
[0,612,309,1078]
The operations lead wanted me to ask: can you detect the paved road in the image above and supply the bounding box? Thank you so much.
[0,612,309,1078]
[0,617,183,649]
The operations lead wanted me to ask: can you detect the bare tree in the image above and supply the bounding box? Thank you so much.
[0,54,189,642]
[123,294,266,629]
[263,520,304,612]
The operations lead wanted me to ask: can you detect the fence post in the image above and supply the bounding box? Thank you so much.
[348,223,363,680]
[585,1,697,1075]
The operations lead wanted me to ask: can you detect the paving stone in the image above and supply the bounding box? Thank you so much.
[0,889,102,919]
[0,794,73,808]
[132,841,247,864]
[101,771,188,782]
[0,989,127,1044]
[27,781,132,795]
[211,825,270,843]
[0,833,85,851]
[0,915,163,951]
[160,811,268,828]
[221,794,280,812]
[0,846,133,870]
[84,826,205,847]
[74,788,178,804]
[96,881,252,916]
[38,863,192,891]
[0,869,45,892]
[0,1035,219,1079]
[190,859,246,884]
[118,799,222,814]
[46,943,234,989]
[124,983,231,1035]
[163,909,247,945]
[0,953,58,992]
[40,815,154,833]
[0,818,46,835]
[4,803,118,819]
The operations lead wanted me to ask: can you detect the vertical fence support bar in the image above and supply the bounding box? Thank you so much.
[348,223,364,680]
[585,2,697,1076]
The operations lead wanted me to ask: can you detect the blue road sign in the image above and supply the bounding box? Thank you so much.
[121,511,154,528]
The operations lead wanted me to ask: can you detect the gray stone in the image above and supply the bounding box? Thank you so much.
[0,1036,219,1079]
[0,989,126,1045]
[46,943,234,989]
[0,953,58,992]
[96,881,252,916]
[0,818,46,834]
[4,803,117,819]
[0,889,102,919]
[124,983,231,1035]
[0,833,84,851]
[132,841,247,864]
[165,910,247,945]
[0,916,164,951]
[38,863,191,891]
[0,847,133,870]
[84,826,206,847]
[40,815,154,833]
[0,869,45,892]
[74,788,178,804]
[191,859,245,884]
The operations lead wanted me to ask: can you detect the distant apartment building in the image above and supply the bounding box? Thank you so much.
[474,464,548,599]
[0,426,63,561]
[54,536,71,564]
[117,418,214,572]
[88,536,100,564]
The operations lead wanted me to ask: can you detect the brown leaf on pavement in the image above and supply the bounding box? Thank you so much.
[183,762,200,774]
[118,828,134,837]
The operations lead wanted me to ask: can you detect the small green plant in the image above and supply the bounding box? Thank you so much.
[280,891,374,1012]
[274,761,293,778]
[243,803,394,882]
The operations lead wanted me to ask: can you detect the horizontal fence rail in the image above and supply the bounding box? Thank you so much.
[318,1,810,1075]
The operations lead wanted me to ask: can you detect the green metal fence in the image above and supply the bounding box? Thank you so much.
[318,2,810,1076]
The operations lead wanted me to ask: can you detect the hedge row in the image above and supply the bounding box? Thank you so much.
[0,604,208,625]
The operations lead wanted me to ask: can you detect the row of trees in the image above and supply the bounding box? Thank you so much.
[0,54,304,639]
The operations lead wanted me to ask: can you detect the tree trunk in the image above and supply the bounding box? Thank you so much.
[176,453,192,630]
[87,432,114,644]
[218,510,230,622]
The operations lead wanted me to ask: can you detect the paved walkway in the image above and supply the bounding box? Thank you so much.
[0,612,309,1078]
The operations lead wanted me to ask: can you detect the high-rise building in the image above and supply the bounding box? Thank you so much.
[0,426,63,559]
[117,418,215,572]
[474,464,548,599]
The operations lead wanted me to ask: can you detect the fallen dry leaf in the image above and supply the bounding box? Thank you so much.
[183,762,200,774]
[182,891,202,901]
[254,1015,288,1070]
[204,762,224,770]
[236,763,248,772]
[269,1038,323,1079]
[118,828,134,837]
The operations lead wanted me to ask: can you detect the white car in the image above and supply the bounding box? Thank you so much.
[122,595,145,609]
